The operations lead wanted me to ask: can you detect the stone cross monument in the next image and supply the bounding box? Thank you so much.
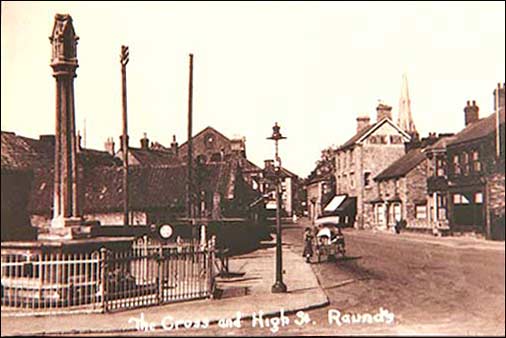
[39,14,94,240]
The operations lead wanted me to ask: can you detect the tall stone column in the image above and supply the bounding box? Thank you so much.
[39,14,93,240]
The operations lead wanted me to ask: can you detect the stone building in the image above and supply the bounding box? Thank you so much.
[333,102,412,228]
[371,134,447,232]
[262,160,301,217]
[445,84,505,239]
[305,170,334,225]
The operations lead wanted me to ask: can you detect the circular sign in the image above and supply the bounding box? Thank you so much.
[159,224,173,239]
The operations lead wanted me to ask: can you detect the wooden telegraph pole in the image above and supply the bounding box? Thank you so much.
[187,54,194,220]
[121,45,130,226]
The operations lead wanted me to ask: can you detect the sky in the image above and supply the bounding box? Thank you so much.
[1,1,505,177]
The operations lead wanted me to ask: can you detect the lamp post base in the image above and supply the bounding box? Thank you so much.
[271,281,287,293]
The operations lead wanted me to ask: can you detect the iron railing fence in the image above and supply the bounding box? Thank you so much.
[1,237,216,316]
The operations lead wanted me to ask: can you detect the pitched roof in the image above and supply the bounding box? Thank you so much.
[128,147,180,167]
[423,135,456,152]
[28,162,236,215]
[178,126,231,149]
[374,148,426,181]
[338,118,411,151]
[447,110,505,147]
[1,131,120,170]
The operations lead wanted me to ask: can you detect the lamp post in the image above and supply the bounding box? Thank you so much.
[267,122,287,293]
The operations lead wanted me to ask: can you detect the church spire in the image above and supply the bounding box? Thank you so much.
[398,73,417,136]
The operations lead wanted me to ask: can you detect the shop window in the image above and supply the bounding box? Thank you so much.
[474,192,483,204]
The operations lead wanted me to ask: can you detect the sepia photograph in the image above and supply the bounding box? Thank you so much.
[1,1,505,336]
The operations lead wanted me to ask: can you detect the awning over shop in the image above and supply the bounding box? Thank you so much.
[336,197,357,213]
[324,194,347,212]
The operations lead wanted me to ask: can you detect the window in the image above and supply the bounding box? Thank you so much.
[436,157,446,177]
[343,174,347,188]
[364,172,371,188]
[453,155,461,175]
[375,204,385,225]
[437,195,447,220]
[349,150,354,166]
[453,193,470,205]
[462,152,470,174]
[472,150,481,172]
[475,192,483,204]
[389,203,402,223]
[415,205,427,219]
[349,172,355,188]
[210,153,222,162]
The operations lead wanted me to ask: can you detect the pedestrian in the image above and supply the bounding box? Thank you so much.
[303,227,314,263]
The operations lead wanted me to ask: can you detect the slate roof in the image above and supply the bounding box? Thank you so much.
[447,110,505,147]
[339,123,378,150]
[374,148,426,181]
[28,163,235,215]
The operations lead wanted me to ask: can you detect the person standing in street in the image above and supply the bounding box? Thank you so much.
[303,227,314,263]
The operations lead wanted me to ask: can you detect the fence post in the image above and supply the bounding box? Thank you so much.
[157,245,163,305]
[99,247,108,313]
[207,239,215,299]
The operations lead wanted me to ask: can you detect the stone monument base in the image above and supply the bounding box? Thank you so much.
[38,217,99,241]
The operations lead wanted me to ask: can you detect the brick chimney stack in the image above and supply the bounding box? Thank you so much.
[105,137,115,155]
[140,132,149,149]
[170,134,178,156]
[493,82,505,113]
[356,115,371,133]
[464,100,480,126]
[376,102,392,122]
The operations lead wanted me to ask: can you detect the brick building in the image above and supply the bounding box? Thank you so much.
[445,85,505,239]
[333,103,411,228]
[423,135,455,234]
[176,126,264,192]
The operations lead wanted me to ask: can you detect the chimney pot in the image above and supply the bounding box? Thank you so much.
[464,100,479,126]
[140,133,149,150]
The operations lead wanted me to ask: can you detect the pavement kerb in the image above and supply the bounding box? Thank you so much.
[4,245,330,336]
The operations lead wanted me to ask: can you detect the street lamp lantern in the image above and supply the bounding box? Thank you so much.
[267,122,288,293]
